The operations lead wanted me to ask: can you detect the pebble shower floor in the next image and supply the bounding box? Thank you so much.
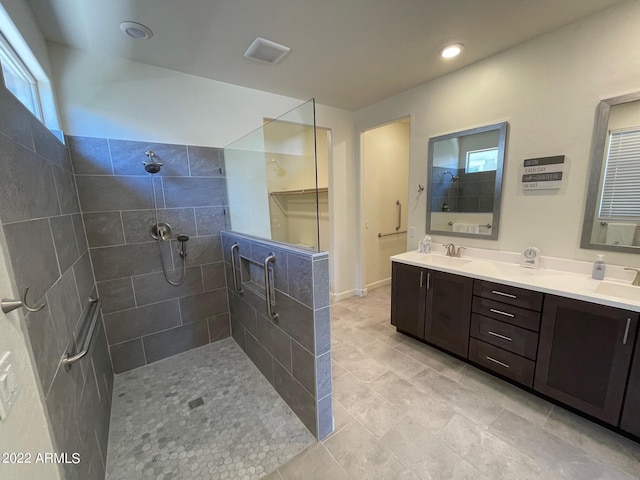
[106,338,314,479]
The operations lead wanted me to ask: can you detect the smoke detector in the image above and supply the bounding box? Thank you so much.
[244,37,290,64]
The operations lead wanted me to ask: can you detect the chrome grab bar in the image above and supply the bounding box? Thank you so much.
[61,297,101,368]
[448,222,492,229]
[230,243,244,294]
[378,230,407,238]
[1,286,46,314]
[264,254,278,321]
[396,200,401,231]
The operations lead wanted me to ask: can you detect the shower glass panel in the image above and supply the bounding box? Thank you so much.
[224,99,322,251]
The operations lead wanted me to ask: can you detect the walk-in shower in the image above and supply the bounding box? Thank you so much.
[144,150,190,285]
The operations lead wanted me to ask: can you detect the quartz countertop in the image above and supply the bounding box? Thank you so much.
[391,250,640,312]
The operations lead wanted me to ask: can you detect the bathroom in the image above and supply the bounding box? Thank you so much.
[1,0,640,479]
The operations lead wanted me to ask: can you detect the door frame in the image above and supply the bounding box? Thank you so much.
[356,115,412,297]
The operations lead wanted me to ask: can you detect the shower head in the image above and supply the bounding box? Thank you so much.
[443,171,459,182]
[144,150,163,174]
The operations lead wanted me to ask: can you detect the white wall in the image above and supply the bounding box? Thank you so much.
[49,43,357,297]
[0,224,60,480]
[353,0,640,268]
[362,121,410,288]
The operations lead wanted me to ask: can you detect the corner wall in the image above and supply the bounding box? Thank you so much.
[0,74,111,479]
[353,0,640,268]
[221,232,332,439]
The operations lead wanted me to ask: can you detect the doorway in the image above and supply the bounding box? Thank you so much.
[359,117,410,294]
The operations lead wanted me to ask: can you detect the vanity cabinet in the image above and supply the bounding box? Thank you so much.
[621,345,640,436]
[534,295,639,425]
[424,270,473,358]
[391,263,472,356]
[391,262,426,338]
[468,280,542,387]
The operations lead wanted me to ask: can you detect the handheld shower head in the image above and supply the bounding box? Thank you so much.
[144,150,163,174]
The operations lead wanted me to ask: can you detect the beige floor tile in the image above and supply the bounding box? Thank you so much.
[543,407,640,479]
[394,337,467,381]
[330,398,354,434]
[324,421,419,480]
[381,416,487,480]
[262,469,284,480]
[438,414,559,480]
[331,361,348,380]
[365,340,426,380]
[330,344,388,382]
[278,442,347,480]
[490,410,635,480]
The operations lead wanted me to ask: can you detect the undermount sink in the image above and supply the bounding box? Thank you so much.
[423,255,471,268]
[594,282,640,301]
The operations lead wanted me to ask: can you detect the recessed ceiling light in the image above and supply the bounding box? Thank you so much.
[441,43,464,58]
[120,21,153,40]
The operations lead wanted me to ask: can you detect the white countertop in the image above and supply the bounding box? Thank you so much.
[391,250,640,312]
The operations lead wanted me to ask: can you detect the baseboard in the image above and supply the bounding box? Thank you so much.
[331,289,361,302]
[366,278,391,291]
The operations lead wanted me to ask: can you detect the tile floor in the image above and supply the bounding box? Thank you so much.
[266,287,640,480]
[105,338,314,480]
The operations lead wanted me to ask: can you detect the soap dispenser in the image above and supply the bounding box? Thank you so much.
[592,254,606,280]
[418,235,432,254]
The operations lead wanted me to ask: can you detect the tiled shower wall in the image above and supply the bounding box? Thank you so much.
[221,231,333,440]
[0,75,112,479]
[68,136,231,373]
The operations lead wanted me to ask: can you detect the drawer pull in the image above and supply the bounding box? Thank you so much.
[488,331,513,342]
[486,356,510,369]
[491,290,517,299]
[489,308,515,318]
[623,318,631,345]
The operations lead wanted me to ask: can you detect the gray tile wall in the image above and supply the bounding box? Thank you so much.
[69,135,230,373]
[0,77,112,479]
[221,231,333,440]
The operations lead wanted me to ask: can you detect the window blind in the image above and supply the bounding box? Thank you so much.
[599,128,640,219]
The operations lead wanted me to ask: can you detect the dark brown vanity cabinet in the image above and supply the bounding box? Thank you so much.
[469,281,543,387]
[391,263,473,356]
[424,270,473,357]
[391,262,426,338]
[534,295,639,425]
[621,345,640,436]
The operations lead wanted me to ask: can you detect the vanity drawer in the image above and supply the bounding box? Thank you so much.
[468,338,535,388]
[472,296,541,332]
[470,314,539,360]
[473,280,543,311]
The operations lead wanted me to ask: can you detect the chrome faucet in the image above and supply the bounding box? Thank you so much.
[624,268,640,286]
[444,243,465,258]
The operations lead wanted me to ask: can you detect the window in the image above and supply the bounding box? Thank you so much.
[598,128,640,220]
[465,147,498,173]
[0,32,42,120]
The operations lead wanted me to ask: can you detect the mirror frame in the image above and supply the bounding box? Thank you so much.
[580,91,640,254]
[426,121,508,240]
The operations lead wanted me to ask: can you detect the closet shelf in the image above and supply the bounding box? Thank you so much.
[270,187,328,196]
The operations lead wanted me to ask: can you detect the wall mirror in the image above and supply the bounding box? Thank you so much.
[426,122,508,240]
[581,92,640,253]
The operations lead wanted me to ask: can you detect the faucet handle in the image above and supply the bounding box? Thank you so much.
[456,247,466,258]
[624,268,640,286]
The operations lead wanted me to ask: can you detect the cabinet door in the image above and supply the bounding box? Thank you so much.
[424,270,473,358]
[534,295,639,425]
[621,342,640,436]
[391,262,426,339]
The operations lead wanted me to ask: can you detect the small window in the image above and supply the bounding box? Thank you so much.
[465,147,498,173]
[598,128,640,220]
[0,33,42,120]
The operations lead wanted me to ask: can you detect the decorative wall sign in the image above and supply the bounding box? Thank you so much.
[521,155,565,190]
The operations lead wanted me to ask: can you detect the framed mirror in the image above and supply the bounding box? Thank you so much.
[426,122,508,240]
[581,92,640,253]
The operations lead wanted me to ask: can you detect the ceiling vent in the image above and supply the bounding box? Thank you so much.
[244,37,290,64]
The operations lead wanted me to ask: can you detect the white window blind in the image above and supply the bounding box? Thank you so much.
[599,128,640,219]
